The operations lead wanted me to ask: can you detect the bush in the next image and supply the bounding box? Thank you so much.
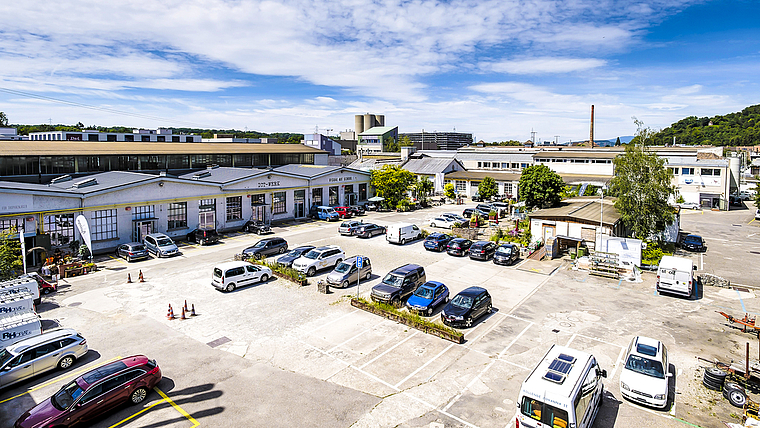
[420,228,431,238]
[396,199,413,212]
[642,240,672,266]
[249,257,307,284]
[353,297,463,339]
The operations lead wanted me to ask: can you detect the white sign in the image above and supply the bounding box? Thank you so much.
[75,215,92,259]
[19,229,26,274]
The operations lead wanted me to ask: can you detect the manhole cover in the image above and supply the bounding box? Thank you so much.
[206,336,231,348]
[68,302,82,307]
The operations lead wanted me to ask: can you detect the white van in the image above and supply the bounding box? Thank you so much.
[386,223,422,245]
[0,277,40,306]
[0,310,42,347]
[516,345,607,428]
[212,261,273,292]
[656,255,695,297]
[0,291,35,317]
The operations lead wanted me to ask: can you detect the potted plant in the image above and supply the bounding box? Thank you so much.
[470,213,479,228]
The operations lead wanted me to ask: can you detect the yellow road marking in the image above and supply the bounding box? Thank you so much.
[108,396,167,428]
[0,356,122,404]
[108,255,128,265]
[156,387,200,427]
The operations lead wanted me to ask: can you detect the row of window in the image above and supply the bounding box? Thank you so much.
[668,167,722,176]
[31,133,197,142]
[476,162,530,169]
[535,159,613,164]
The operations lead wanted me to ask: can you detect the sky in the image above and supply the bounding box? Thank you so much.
[0,0,758,143]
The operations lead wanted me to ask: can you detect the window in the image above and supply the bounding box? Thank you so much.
[329,186,339,205]
[141,135,151,142]
[125,135,134,142]
[477,162,482,168]
[312,188,323,206]
[359,183,367,201]
[91,209,117,241]
[682,168,694,175]
[167,202,187,229]
[273,192,286,214]
[512,163,518,169]
[483,162,490,168]
[504,183,514,196]
[455,180,466,192]
[172,136,180,142]
[185,137,193,143]
[501,163,508,169]
[44,213,75,247]
[701,168,713,176]
[157,136,165,142]
[199,199,215,213]
[131,205,155,221]
[106,134,116,142]
[250,194,265,205]
[670,167,679,175]
[0,218,21,233]
[492,161,499,168]
[521,163,529,168]
[521,397,569,428]
[226,196,242,221]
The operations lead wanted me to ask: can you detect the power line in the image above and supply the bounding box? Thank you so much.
[0,86,218,129]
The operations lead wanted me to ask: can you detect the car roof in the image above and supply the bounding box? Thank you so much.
[498,243,517,248]
[428,232,448,238]
[258,237,282,242]
[471,241,491,246]
[145,233,169,238]
[421,281,445,289]
[457,286,487,297]
[7,328,79,353]
[214,261,253,270]
[293,245,316,250]
[314,245,341,252]
[684,234,702,239]
[79,355,149,386]
[451,237,469,242]
[124,242,143,246]
[630,336,663,358]
[392,264,422,274]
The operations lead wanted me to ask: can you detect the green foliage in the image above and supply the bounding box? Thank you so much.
[676,195,685,204]
[0,228,22,280]
[370,165,416,209]
[641,241,673,266]
[420,228,431,239]
[353,298,463,339]
[415,176,434,204]
[250,257,307,284]
[583,185,598,196]
[400,135,414,147]
[0,112,8,127]
[384,137,399,152]
[518,165,565,208]
[444,183,456,200]
[480,140,523,146]
[754,185,760,210]
[396,199,413,212]
[648,104,760,146]
[610,121,677,239]
[478,176,498,200]
[78,243,91,259]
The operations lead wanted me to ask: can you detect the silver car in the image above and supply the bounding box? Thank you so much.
[326,256,372,288]
[143,233,180,257]
[0,328,88,389]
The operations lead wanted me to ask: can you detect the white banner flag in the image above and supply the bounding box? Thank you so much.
[19,229,26,274]
[75,215,92,259]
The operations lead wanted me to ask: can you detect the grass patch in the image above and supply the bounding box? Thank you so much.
[352,297,464,343]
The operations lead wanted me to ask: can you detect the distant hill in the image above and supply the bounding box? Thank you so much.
[649,104,760,146]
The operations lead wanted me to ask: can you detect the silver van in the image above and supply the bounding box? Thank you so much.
[326,256,372,288]
[143,233,179,258]
[0,328,88,389]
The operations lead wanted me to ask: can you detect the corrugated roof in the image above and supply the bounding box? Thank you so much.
[444,170,521,181]
[401,158,459,175]
[178,167,265,184]
[0,141,326,156]
[0,171,160,195]
[529,199,620,226]
[357,126,397,136]
[274,164,341,178]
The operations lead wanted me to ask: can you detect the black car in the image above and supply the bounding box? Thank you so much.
[243,220,272,234]
[462,208,489,219]
[681,234,707,252]
[424,233,452,252]
[469,241,497,260]
[441,287,492,328]
[276,245,316,267]
[370,264,426,307]
[493,243,519,265]
[447,238,473,256]
[115,242,150,262]
[471,192,483,202]
[187,228,219,245]
[355,223,386,238]
[349,205,366,216]
[243,237,289,258]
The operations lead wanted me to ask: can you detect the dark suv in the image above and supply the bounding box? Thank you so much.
[442,287,492,328]
[424,233,452,252]
[680,234,706,252]
[469,241,497,260]
[187,228,219,245]
[243,237,288,258]
[371,264,426,307]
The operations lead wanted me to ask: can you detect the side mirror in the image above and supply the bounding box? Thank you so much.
[666,372,674,378]
[601,369,608,378]
[693,266,697,271]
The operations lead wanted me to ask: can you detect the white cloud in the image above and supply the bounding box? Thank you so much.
[486,57,607,74]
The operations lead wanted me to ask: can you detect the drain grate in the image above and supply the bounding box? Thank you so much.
[206,336,231,348]
[735,287,750,293]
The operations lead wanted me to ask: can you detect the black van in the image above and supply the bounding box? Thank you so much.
[370,264,426,307]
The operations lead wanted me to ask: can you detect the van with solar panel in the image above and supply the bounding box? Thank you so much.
[515,345,607,428]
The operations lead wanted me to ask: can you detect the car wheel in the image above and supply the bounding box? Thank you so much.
[391,297,401,308]
[260,274,269,283]
[341,280,349,288]
[226,282,236,292]
[486,303,493,313]
[401,238,406,245]
[335,259,342,267]
[465,317,473,328]
[43,288,52,295]
[279,247,286,254]
[430,222,436,228]
[126,255,131,263]
[365,271,371,280]
[426,308,432,317]
[307,267,316,277]
[58,355,75,370]
[130,387,148,405]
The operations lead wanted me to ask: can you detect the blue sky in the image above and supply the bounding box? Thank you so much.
[0,0,758,142]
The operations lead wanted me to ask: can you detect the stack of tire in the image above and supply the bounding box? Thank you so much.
[703,367,748,408]
[724,382,748,408]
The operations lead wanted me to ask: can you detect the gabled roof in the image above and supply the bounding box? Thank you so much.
[178,167,267,184]
[401,157,462,175]
[358,126,397,136]
[529,198,620,227]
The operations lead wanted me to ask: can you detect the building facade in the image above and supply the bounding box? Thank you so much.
[399,132,473,151]
[29,128,201,142]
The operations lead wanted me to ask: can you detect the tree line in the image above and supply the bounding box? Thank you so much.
[647,104,760,146]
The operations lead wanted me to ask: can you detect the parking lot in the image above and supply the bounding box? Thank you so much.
[1,203,758,427]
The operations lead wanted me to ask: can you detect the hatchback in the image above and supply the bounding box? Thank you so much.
[349,205,366,215]
[333,206,353,218]
[143,233,180,257]
[326,256,372,288]
[354,223,386,238]
[212,261,272,292]
[242,237,288,258]
[441,287,492,328]
[406,281,449,316]
[338,220,364,236]
[429,217,456,229]
[493,243,519,265]
[14,355,162,428]
[115,242,149,262]
[680,234,706,252]
[0,328,88,390]
[447,238,473,256]
[469,241,497,261]
[424,233,451,252]
[276,245,315,268]
[186,228,219,246]
[620,336,671,409]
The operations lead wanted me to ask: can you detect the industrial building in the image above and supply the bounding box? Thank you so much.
[399,132,473,151]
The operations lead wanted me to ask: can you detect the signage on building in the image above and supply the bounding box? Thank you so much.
[66,134,82,141]
[328,176,355,183]
[257,180,281,188]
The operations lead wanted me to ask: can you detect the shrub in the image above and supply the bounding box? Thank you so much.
[420,228,431,238]
[353,297,463,339]
[642,240,672,266]
[249,257,307,284]
[396,199,413,212]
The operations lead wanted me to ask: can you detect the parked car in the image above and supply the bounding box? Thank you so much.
[462,208,489,219]
[212,261,272,292]
[242,220,271,234]
[491,202,509,217]
[680,234,706,252]
[14,355,162,428]
[447,238,473,256]
[493,243,519,265]
[476,203,496,215]
[333,206,353,218]
[242,237,288,258]
[0,328,88,390]
[115,242,149,262]
[386,223,422,245]
[729,195,744,207]
[471,192,484,202]
[468,241,497,261]
[292,246,345,277]
[441,287,492,328]
[370,264,426,307]
[338,220,364,236]
[354,223,386,238]
[429,216,456,229]
[756,209,760,220]
[186,228,219,246]
[678,202,701,210]
[349,205,366,216]
[276,245,315,268]
[441,213,468,225]
[143,233,180,257]
[309,205,340,221]
[740,190,755,200]
[405,281,449,316]
[424,233,452,252]
[22,272,56,296]
[326,256,372,288]
[620,336,671,409]
[364,202,378,211]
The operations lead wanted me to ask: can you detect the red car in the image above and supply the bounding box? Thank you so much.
[333,206,353,218]
[15,355,162,428]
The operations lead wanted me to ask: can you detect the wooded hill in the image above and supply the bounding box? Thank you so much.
[650,104,760,146]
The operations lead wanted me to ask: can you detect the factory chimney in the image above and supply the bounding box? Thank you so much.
[590,105,595,149]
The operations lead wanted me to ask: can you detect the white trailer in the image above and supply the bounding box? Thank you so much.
[0,277,40,306]
[0,310,42,347]
[656,255,695,297]
[0,291,35,317]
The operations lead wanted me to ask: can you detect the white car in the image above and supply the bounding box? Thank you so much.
[429,216,456,229]
[620,336,671,409]
[678,202,700,210]
[755,209,760,220]
[292,246,345,277]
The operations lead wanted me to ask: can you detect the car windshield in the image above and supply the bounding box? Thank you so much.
[52,381,84,410]
[335,262,351,273]
[414,287,434,299]
[132,244,146,251]
[325,208,336,214]
[304,250,320,259]
[253,241,267,248]
[156,238,173,247]
[451,294,473,309]
[0,348,12,367]
[288,249,307,257]
[340,222,351,228]
[625,354,665,379]
[382,274,403,288]
[685,237,701,244]
[496,246,512,255]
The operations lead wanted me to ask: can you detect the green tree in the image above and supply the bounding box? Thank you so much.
[400,135,414,147]
[518,165,565,208]
[444,182,456,200]
[370,165,415,208]
[415,176,434,204]
[384,137,399,152]
[478,176,498,200]
[0,227,22,280]
[754,185,760,210]
[610,121,676,239]
[0,112,8,127]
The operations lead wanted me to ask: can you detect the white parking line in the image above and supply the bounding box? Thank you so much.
[394,343,455,388]
[327,324,379,353]
[498,322,534,359]
[359,331,419,369]
[464,312,508,346]
[565,333,578,347]
[496,358,530,371]
[609,345,627,380]
[302,309,360,336]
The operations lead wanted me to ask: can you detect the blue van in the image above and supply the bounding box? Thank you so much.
[310,205,340,221]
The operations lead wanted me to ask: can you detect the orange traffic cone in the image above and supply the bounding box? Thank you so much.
[184,299,189,312]
[166,304,174,320]
[191,304,196,316]
[180,307,187,320]
[139,270,145,283]
[127,273,132,283]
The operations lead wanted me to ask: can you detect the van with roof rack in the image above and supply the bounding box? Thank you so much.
[515,345,607,428]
